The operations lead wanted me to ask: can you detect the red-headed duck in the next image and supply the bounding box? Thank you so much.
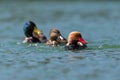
[65,31,87,50]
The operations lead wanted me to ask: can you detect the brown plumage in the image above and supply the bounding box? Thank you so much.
[67,31,82,45]
[46,28,67,46]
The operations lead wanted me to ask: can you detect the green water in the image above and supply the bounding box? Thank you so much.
[0,1,120,80]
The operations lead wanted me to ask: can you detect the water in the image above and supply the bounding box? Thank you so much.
[0,1,120,80]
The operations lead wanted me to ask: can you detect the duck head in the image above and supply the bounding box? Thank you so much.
[49,28,67,43]
[49,28,61,36]
[68,31,87,45]
[23,21,37,37]
[23,21,47,42]
[23,21,43,37]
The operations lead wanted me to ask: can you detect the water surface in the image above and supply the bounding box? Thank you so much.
[0,1,120,80]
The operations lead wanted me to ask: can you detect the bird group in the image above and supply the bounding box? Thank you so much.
[23,21,87,50]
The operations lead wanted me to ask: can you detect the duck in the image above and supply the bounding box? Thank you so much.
[46,28,67,46]
[23,21,47,43]
[65,31,87,50]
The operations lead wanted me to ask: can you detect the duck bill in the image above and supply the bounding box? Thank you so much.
[59,35,64,40]
[33,28,43,38]
[79,38,87,44]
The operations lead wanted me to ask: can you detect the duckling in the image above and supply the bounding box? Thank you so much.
[23,21,47,43]
[65,31,87,50]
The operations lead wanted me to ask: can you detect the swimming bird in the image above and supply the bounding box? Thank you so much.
[23,21,47,43]
[46,28,67,46]
[65,31,87,50]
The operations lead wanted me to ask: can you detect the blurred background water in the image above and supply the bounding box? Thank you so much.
[0,0,120,80]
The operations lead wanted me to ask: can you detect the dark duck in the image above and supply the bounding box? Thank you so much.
[23,21,47,43]
[65,31,87,50]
